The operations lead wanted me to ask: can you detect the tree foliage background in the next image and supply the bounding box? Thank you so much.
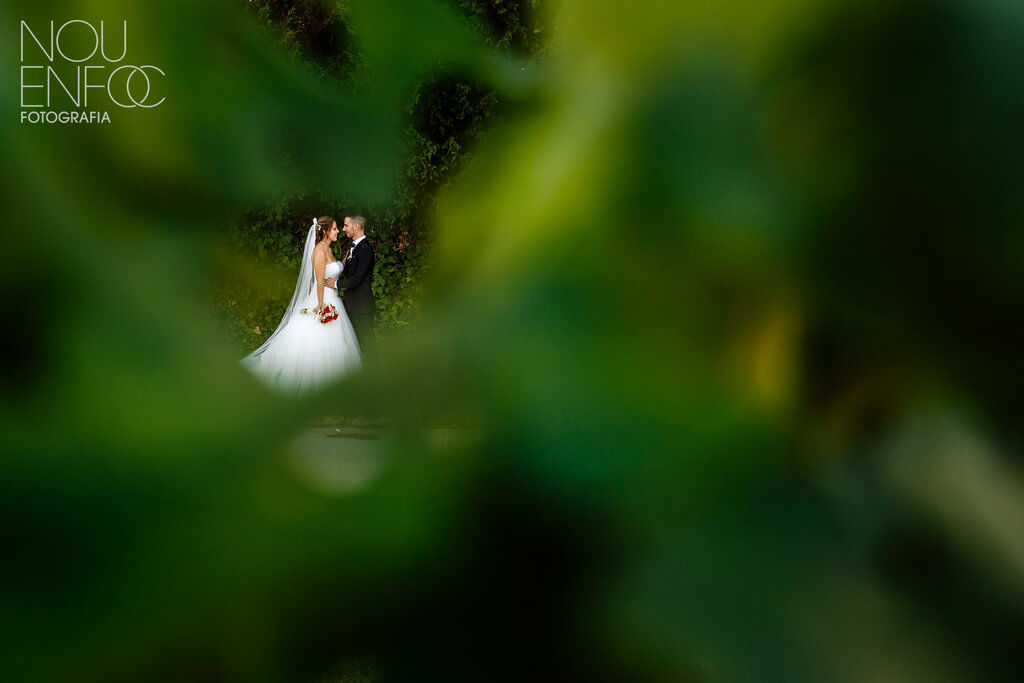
[3,0,1024,682]
[218,0,544,349]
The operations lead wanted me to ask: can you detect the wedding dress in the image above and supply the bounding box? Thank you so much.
[242,222,362,394]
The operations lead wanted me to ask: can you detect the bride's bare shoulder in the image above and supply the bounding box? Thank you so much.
[313,244,337,264]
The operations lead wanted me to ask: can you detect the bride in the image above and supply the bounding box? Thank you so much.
[242,216,362,394]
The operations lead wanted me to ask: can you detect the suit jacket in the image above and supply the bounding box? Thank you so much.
[336,238,375,316]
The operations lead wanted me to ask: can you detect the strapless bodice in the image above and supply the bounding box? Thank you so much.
[326,261,342,278]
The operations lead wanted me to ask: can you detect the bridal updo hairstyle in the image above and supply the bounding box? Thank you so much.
[315,215,336,242]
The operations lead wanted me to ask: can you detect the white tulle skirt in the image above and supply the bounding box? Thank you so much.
[244,290,362,395]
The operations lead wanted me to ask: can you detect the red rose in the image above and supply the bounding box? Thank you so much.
[319,304,338,324]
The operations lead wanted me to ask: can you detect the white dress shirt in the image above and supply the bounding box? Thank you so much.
[347,234,365,260]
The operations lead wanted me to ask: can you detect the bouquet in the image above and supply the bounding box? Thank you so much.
[318,304,339,324]
[300,305,339,324]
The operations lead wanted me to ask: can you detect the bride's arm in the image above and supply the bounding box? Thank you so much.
[313,249,327,313]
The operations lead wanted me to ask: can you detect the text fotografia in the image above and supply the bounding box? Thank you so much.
[21,110,110,124]
[19,20,166,124]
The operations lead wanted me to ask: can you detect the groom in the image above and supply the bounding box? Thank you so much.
[326,215,376,363]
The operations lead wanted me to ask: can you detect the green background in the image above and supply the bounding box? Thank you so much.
[3,0,1024,681]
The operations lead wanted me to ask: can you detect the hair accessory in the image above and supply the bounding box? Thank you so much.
[313,217,319,227]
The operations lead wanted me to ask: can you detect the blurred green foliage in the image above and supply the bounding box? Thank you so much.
[3,0,1024,682]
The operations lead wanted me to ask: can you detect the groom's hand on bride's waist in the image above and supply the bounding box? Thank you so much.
[325,278,337,289]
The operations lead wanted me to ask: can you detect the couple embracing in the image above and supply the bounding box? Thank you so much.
[243,215,375,394]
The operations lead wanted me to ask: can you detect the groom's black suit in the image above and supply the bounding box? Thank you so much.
[337,238,376,362]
